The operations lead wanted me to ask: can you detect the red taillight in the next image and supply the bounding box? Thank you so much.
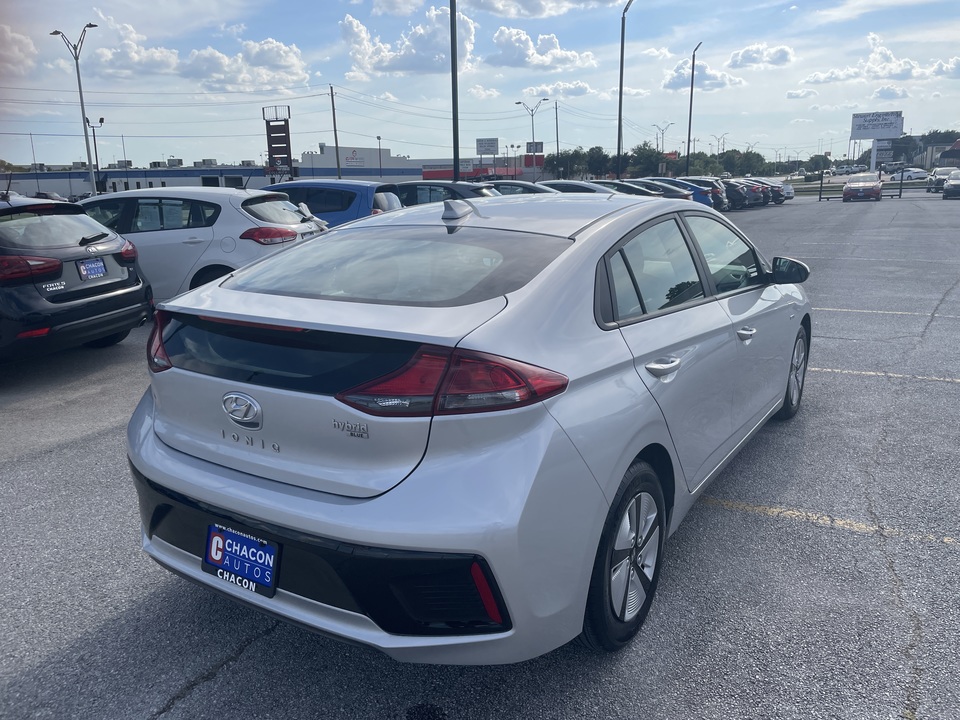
[120,239,138,261]
[711,188,721,194]
[337,347,568,417]
[16,327,51,339]
[370,208,383,216]
[147,310,173,373]
[0,255,62,285]
[239,227,297,245]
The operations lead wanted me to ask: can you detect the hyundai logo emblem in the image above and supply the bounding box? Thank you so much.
[85,246,99,254]
[222,392,262,430]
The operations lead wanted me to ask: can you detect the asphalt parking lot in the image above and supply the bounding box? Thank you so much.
[1,193,958,720]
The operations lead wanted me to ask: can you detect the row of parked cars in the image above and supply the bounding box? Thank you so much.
[1,174,790,363]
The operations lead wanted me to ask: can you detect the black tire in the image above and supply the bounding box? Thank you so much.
[190,266,231,290]
[84,329,130,349]
[774,326,809,420]
[580,461,665,652]
[774,198,785,205]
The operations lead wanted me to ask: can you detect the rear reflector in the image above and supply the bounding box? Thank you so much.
[16,327,51,339]
[470,562,504,625]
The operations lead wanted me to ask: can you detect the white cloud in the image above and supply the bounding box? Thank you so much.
[486,27,597,69]
[811,0,937,26]
[803,34,960,86]
[727,43,795,69]
[642,47,673,60]
[463,0,620,19]
[521,80,593,98]
[786,89,818,99]
[661,60,744,92]
[468,84,502,99]
[340,8,478,79]
[871,85,909,99]
[790,118,814,124]
[0,25,37,77]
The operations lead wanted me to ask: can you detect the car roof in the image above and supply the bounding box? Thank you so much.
[77,187,284,201]
[0,194,81,212]
[335,193,685,238]
[264,179,397,190]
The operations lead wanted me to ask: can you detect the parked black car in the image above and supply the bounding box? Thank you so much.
[0,193,153,362]
[749,178,787,205]
[721,181,751,210]
[622,179,693,200]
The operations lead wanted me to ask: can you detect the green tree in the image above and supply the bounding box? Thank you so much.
[624,142,662,177]
[586,146,609,179]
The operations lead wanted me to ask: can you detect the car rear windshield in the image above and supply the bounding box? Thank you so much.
[0,205,114,250]
[241,194,308,225]
[224,225,572,307]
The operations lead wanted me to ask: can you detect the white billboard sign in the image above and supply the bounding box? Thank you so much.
[476,138,500,155]
[851,112,904,140]
[526,141,544,154]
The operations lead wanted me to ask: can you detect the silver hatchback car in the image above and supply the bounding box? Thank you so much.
[128,194,811,664]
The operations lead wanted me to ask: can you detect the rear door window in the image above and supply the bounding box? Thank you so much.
[241,195,306,225]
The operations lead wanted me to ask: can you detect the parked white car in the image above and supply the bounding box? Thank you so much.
[81,188,326,300]
[889,168,928,181]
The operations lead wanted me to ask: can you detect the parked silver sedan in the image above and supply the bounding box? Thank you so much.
[128,194,812,664]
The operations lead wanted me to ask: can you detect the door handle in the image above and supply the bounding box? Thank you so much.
[182,237,205,244]
[645,357,681,377]
[736,327,757,341]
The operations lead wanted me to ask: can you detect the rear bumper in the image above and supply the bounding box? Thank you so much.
[0,288,152,361]
[126,390,608,664]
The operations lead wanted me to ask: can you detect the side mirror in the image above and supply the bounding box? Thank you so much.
[772,257,810,284]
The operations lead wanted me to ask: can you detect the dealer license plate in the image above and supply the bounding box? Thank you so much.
[201,524,279,598]
[77,257,106,280]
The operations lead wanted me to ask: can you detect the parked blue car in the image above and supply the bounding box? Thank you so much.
[262,179,402,228]
[642,177,714,207]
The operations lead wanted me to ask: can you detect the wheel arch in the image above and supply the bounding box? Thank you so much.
[630,443,676,532]
[189,264,234,290]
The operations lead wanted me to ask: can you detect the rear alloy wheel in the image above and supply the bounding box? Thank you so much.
[84,329,130,349]
[581,461,665,652]
[775,327,808,420]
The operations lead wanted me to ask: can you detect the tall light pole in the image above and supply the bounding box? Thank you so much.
[685,41,702,175]
[711,133,728,156]
[450,0,461,181]
[86,116,103,180]
[51,24,98,194]
[616,0,635,179]
[516,98,549,181]
[376,135,383,177]
[653,122,674,154]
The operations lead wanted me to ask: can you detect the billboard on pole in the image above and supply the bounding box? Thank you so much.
[850,112,904,140]
[476,138,500,155]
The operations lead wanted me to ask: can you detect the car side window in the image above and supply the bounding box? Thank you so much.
[612,218,705,318]
[684,215,762,294]
[84,201,125,230]
[130,199,191,233]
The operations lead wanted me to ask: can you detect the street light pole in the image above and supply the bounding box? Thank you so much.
[653,122,674,154]
[51,24,98,194]
[86,117,104,187]
[516,98,549,181]
[711,133,728,156]
[685,42,702,175]
[376,135,382,177]
[616,0,635,179]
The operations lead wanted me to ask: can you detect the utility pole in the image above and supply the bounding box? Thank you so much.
[330,85,342,179]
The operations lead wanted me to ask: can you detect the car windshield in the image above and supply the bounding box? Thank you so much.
[241,195,310,225]
[949,172,960,180]
[0,205,112,250]
[224,225,571,307]
[849,174,878,183]
[373,191,402,212]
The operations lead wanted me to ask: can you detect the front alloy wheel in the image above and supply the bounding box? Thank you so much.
[775,327,808,420]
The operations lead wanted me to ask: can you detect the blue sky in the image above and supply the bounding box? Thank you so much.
[1,0,957,168]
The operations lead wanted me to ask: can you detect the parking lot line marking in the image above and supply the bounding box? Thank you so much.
[702,497,958,547]
[813,307,960,320]
[808,367,960,385]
